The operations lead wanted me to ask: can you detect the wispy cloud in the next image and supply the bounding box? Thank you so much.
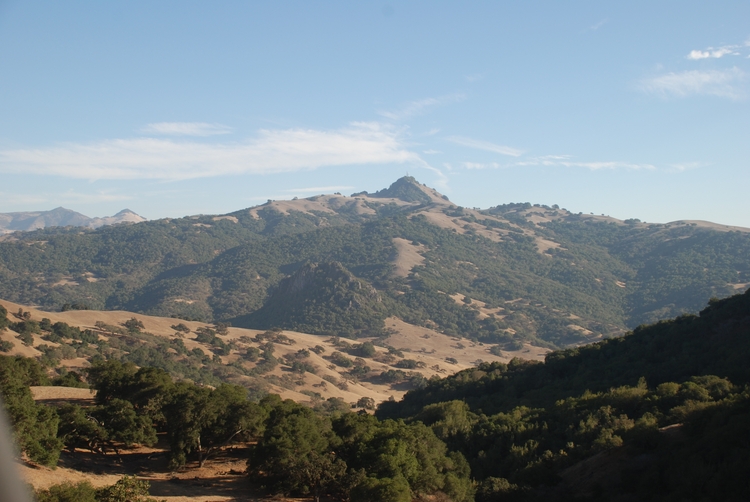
[0,190,131,208]
[140,122,233,136]
[668,162,705,173]
[0,123,424,181]
[423,149,442,155]
[514,155,655,170]
[446,136,524,157]
[639,68,746,100]
[588,18,608,31]
[378,94,465,121]
[285,186,354,194]
[687,48,737,60]
[686,41,745,60]
[459,162,501,169]
[465,73,483,82]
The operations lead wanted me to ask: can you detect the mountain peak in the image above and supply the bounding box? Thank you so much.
[361,176,449,205]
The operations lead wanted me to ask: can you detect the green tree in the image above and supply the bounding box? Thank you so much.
[94,399,157,449]
[35,481,97,502]
[96,476,161,502]
[0,357,62,466]
[56,403,108,455]
[249,399,345,501]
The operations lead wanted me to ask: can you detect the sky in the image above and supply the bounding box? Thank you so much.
[1,1,749,226]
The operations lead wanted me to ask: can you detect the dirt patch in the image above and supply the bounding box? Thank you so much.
[416,211,467,234]
[30,386,95,407]
[19,444,283,501]
[0,327,43,358]
[535,237,561,254]
[383,316,549,371]
[448,294,505,320]
[391,237,426,278]
[52,277,79,287]
[212,216,238,223]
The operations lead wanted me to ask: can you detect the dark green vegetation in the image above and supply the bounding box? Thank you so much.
[377,289,750,501]
[1,177,748,348]
[0,333,63,466]
[35,476,161,502]
[2,291,750,500]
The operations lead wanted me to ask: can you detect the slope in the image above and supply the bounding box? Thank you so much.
[0,177,748,351]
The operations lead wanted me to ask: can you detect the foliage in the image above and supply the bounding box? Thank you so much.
[376,289,750,500]
[249,398,473,501]
[33,476,165,502]
[35,481,98,502]
[0,355,61,465]
[380,289,750,419]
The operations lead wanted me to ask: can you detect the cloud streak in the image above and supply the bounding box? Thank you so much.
[588,18,608,31]
[140,122,233,136]
[639,68,746,100]
[687,48,736,60]
[517,155,655,170]
[0,190,131,208]
[446,136,524,157]
[0,123,424,181]
[378,94,465,121]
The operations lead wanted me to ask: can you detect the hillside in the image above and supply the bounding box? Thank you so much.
[379,288,750,418]
[4,290,749,501]
[0,298,544,407]
[376,289,750,501]
[0,176,748,350]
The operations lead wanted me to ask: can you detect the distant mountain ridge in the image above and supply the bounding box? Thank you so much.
[0,207,145,234]
[0,176,748,351]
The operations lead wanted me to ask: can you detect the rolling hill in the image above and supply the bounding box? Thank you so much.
[0,176,748,350]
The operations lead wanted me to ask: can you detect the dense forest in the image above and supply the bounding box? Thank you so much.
[0,177,749,349]
[2,290,749,501]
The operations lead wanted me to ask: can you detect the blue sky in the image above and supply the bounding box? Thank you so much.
[1,1,749,226]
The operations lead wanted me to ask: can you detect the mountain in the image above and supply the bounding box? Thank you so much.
[374,288,750,501]
[236,261,388,337]
[0,207,146,234]
[0,176,748,350]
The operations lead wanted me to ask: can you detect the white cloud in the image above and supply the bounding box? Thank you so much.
[285,186,354,193]
[140,122,233,136]
[446,136,524,157]
[465,73,483,82]
[423,149,442,155]
[0,190,131,208]
[510,155,655,171]
[0,123,423,181]
[668,162,705,173]
[639,68,746,99]
[557,161,655,170]
[687,46,740,60]
[426,166,449,191]
[588,18,608,31]
[453,162,501,170]
[378,94,465,121]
